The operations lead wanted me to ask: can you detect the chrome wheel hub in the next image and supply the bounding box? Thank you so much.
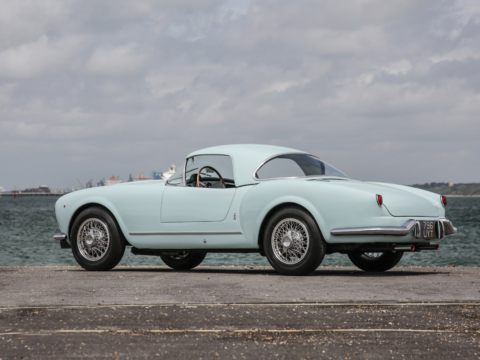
[77,219,110,261]
[85,233,94,247]
[272,218,309,265]
[282,235,292,248]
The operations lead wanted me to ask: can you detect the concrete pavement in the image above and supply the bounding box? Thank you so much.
[1,265,479,307]
[0,266,479,359]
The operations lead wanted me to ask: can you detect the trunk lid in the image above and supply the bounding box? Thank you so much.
[324,180,441,217]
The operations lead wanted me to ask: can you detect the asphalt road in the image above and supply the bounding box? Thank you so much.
[1,266,479,359]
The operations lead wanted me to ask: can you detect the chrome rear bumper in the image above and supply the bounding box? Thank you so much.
[331,218,457,239]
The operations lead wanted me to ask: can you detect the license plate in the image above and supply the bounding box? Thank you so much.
[418,221,439,240]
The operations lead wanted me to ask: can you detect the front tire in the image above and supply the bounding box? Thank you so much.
[160,252,207,270]
[71,207,126,271]
[348,251,403,272]
[263,207,326,276]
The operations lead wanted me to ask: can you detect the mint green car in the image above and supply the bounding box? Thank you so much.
[53,144,457,275]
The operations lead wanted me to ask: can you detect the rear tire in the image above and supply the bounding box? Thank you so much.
[263,207,326,276]
[160,252,207,270]
[71,207,126,271]
[348,251,403,272]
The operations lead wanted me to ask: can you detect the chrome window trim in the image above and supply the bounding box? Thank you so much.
[252,153,349,181]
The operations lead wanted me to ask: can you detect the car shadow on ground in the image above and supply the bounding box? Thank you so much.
[62,267,447,277]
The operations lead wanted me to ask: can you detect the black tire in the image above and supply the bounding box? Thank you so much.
[160,252,207,270]
[263,207,326,276]
[71,207,126,271]
[348,251,403,272]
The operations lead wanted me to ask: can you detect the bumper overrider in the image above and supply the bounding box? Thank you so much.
[53,233,71,249]
[331,218,456,241]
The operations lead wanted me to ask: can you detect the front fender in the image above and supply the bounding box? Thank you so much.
[55,193,130,244]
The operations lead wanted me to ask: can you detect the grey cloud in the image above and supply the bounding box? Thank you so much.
[0,0,479,190]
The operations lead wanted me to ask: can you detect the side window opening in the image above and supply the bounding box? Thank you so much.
[169,155,235,188]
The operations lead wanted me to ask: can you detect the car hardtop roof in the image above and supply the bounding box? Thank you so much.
[187,144,309,186]
[188,144,306,160]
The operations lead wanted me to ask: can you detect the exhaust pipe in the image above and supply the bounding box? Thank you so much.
[392,244,415,252]
[416,244,439,251]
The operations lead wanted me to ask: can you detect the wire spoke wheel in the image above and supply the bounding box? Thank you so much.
[271,218,309,265]
[361,252,384,260]
[77,218,110,261]
[166,252,189,260]
[160,251,207,270]
[348,250,404,272]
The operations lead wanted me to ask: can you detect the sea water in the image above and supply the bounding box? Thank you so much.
[0,196,478,267]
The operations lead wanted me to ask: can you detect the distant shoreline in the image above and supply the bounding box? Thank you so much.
[411,182,480,196]
[445,195,480,197]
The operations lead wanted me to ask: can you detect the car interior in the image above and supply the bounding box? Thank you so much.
[185,171,235,188]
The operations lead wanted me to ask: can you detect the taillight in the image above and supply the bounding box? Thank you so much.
[441,195,447,207]
[376,194,383,207]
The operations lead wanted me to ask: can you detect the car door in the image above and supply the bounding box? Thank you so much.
[161,155,236,223]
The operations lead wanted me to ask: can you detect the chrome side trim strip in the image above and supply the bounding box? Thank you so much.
[53,233,67,241]
[129,231,244,236]
[331,219,419,236]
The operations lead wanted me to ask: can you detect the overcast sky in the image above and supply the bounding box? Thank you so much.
[0,0,479,190]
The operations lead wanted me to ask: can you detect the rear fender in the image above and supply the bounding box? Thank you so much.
[240,194,327,247]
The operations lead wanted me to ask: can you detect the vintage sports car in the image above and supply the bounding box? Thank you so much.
[53,144,457,275]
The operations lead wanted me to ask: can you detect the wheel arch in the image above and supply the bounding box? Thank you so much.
[257,202,326,251]
[68,203,131,246]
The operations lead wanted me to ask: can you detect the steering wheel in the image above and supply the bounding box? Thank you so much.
[197,166,226,188]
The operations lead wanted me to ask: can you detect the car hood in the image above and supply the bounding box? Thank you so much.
[321,180,441,217]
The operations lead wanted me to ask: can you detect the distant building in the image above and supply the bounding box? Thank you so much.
[0,186,6,193]
[448,180,454,188]
[22,185,51,193]
[152,165,177,180]
[131,172,153,181]
[105,175,122,186]
[161,164,177,180]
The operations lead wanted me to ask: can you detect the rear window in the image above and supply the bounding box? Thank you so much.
[255,154,347,179]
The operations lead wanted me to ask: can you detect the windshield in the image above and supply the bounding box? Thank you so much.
[255,154,348,180]
[166,163,184,185]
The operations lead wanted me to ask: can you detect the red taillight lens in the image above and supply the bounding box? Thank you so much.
[441,195,447,207]
[376,194,383,206]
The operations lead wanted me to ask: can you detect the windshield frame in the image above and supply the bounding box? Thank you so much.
[253,152,349,181]
[165,161,186,186]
